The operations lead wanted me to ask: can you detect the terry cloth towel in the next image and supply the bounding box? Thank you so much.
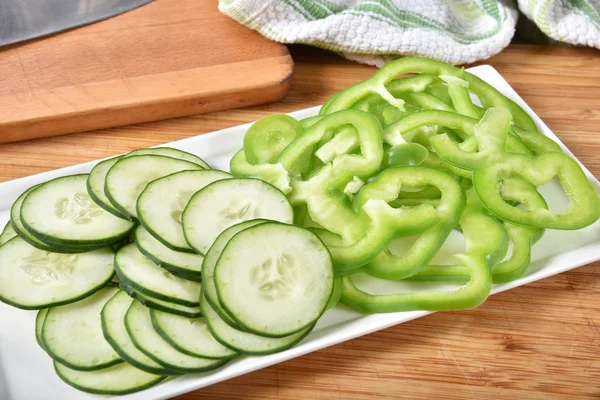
[218,0,600,66]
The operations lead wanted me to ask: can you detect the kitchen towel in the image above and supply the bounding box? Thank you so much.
[218,0,600,66]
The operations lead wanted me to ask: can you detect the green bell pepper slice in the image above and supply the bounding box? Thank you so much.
[299,115,325,129]
[340,189,502,312]
[410,177,547,283]
[243,114,304,164]
[230,149,292,194]
[512,126,562,155]
[320,56,538,132]
[432,107,600,230]
[314,166,465,275]
[283,110,384,241]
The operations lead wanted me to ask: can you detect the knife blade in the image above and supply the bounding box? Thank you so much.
[0,0,154,47]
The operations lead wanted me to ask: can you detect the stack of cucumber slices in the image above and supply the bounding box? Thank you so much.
[0,147,335,395]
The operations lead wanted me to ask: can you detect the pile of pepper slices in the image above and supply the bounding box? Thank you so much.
[230,57,600,313]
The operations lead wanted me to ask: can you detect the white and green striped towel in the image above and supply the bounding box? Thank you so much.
[218,0,600,66]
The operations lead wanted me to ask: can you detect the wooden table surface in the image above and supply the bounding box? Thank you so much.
[1,44,599,399]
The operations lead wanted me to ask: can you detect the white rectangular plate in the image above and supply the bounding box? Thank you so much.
[1,66,599,400]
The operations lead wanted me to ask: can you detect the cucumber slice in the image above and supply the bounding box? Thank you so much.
[125,301,230,373]
[105,155,202,220]
[202,219,268,328]
[87,157,128,218]
[201,293,313,355]
[11,186,101,253]
[137,169,231,253]
[21,175,135,246]
[120,283,202,318]
[54,361,165,395]
[150,309,237,359]
[215,222,333,337]
[42,286,121,371]
[135,226,204,282]
[115,243,200,307]
[0,221,16,245]
[101,290,179,376]
[0,237,115,309]
[35,308,48,351]
[182,178,294,254]
[126,147,210,169]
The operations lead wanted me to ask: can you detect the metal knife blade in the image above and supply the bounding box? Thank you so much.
[0,0,154,47]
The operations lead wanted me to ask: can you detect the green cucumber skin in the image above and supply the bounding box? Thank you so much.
[136,245,202,282]
[149,311,234,360]
[100,293,181,377]
[113,250,199,308]
[53,362,167,396]
[45,351,124,373]
[20,214,134,248]
[10,220,105,254]
[20,173,135,246]
[134,233,202,282]
[124,305,229,374]
[0,256,116,311]
[86,177,129,220]
[104,182,138,223]
[200,297,316,356]
[119,283,202,319]
[137,210,197,254]
[35,309,49,353]
[100,323,181,377]
[201,285,241,330]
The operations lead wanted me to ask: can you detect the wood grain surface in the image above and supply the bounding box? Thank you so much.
[0,0,293,143]
[1,44,599,399]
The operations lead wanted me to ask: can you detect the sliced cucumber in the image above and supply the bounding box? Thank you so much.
[120,283,202,318]
[135,226,204,282]
[182,178,294,254]
[87,157,128,218]
[326,277,343,310]
[125,301,230,373]
[0,237,115,309]
[54,361,165,395]
[21,175,135,246]
[215,222,333,337]
[11,186,101,253]
[105,155,202,220]
[150,309,237,359]
[115,243,200,307]
[42,286,121,371]
[35,308,48,351]
[101,290,179,376]
[137,169,231,253]
[202,219,268,328]
[0,221,16,245]
[126,147,210,169]
[201,293,313,355]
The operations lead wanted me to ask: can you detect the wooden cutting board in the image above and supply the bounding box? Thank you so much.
[0,0,293,144]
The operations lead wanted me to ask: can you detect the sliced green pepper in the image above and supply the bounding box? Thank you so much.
[299,115,325,129]
[432,107,600,230]
[243,114,303,164]
[314,166,465,275]
[512,126,562,155]
[230,149,291,194]
[283,110,384,242]
[410,177,547,283]
[320,57,538,132]
[340,189,502,312]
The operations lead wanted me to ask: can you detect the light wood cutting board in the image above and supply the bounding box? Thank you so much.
[0,0,293,144]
